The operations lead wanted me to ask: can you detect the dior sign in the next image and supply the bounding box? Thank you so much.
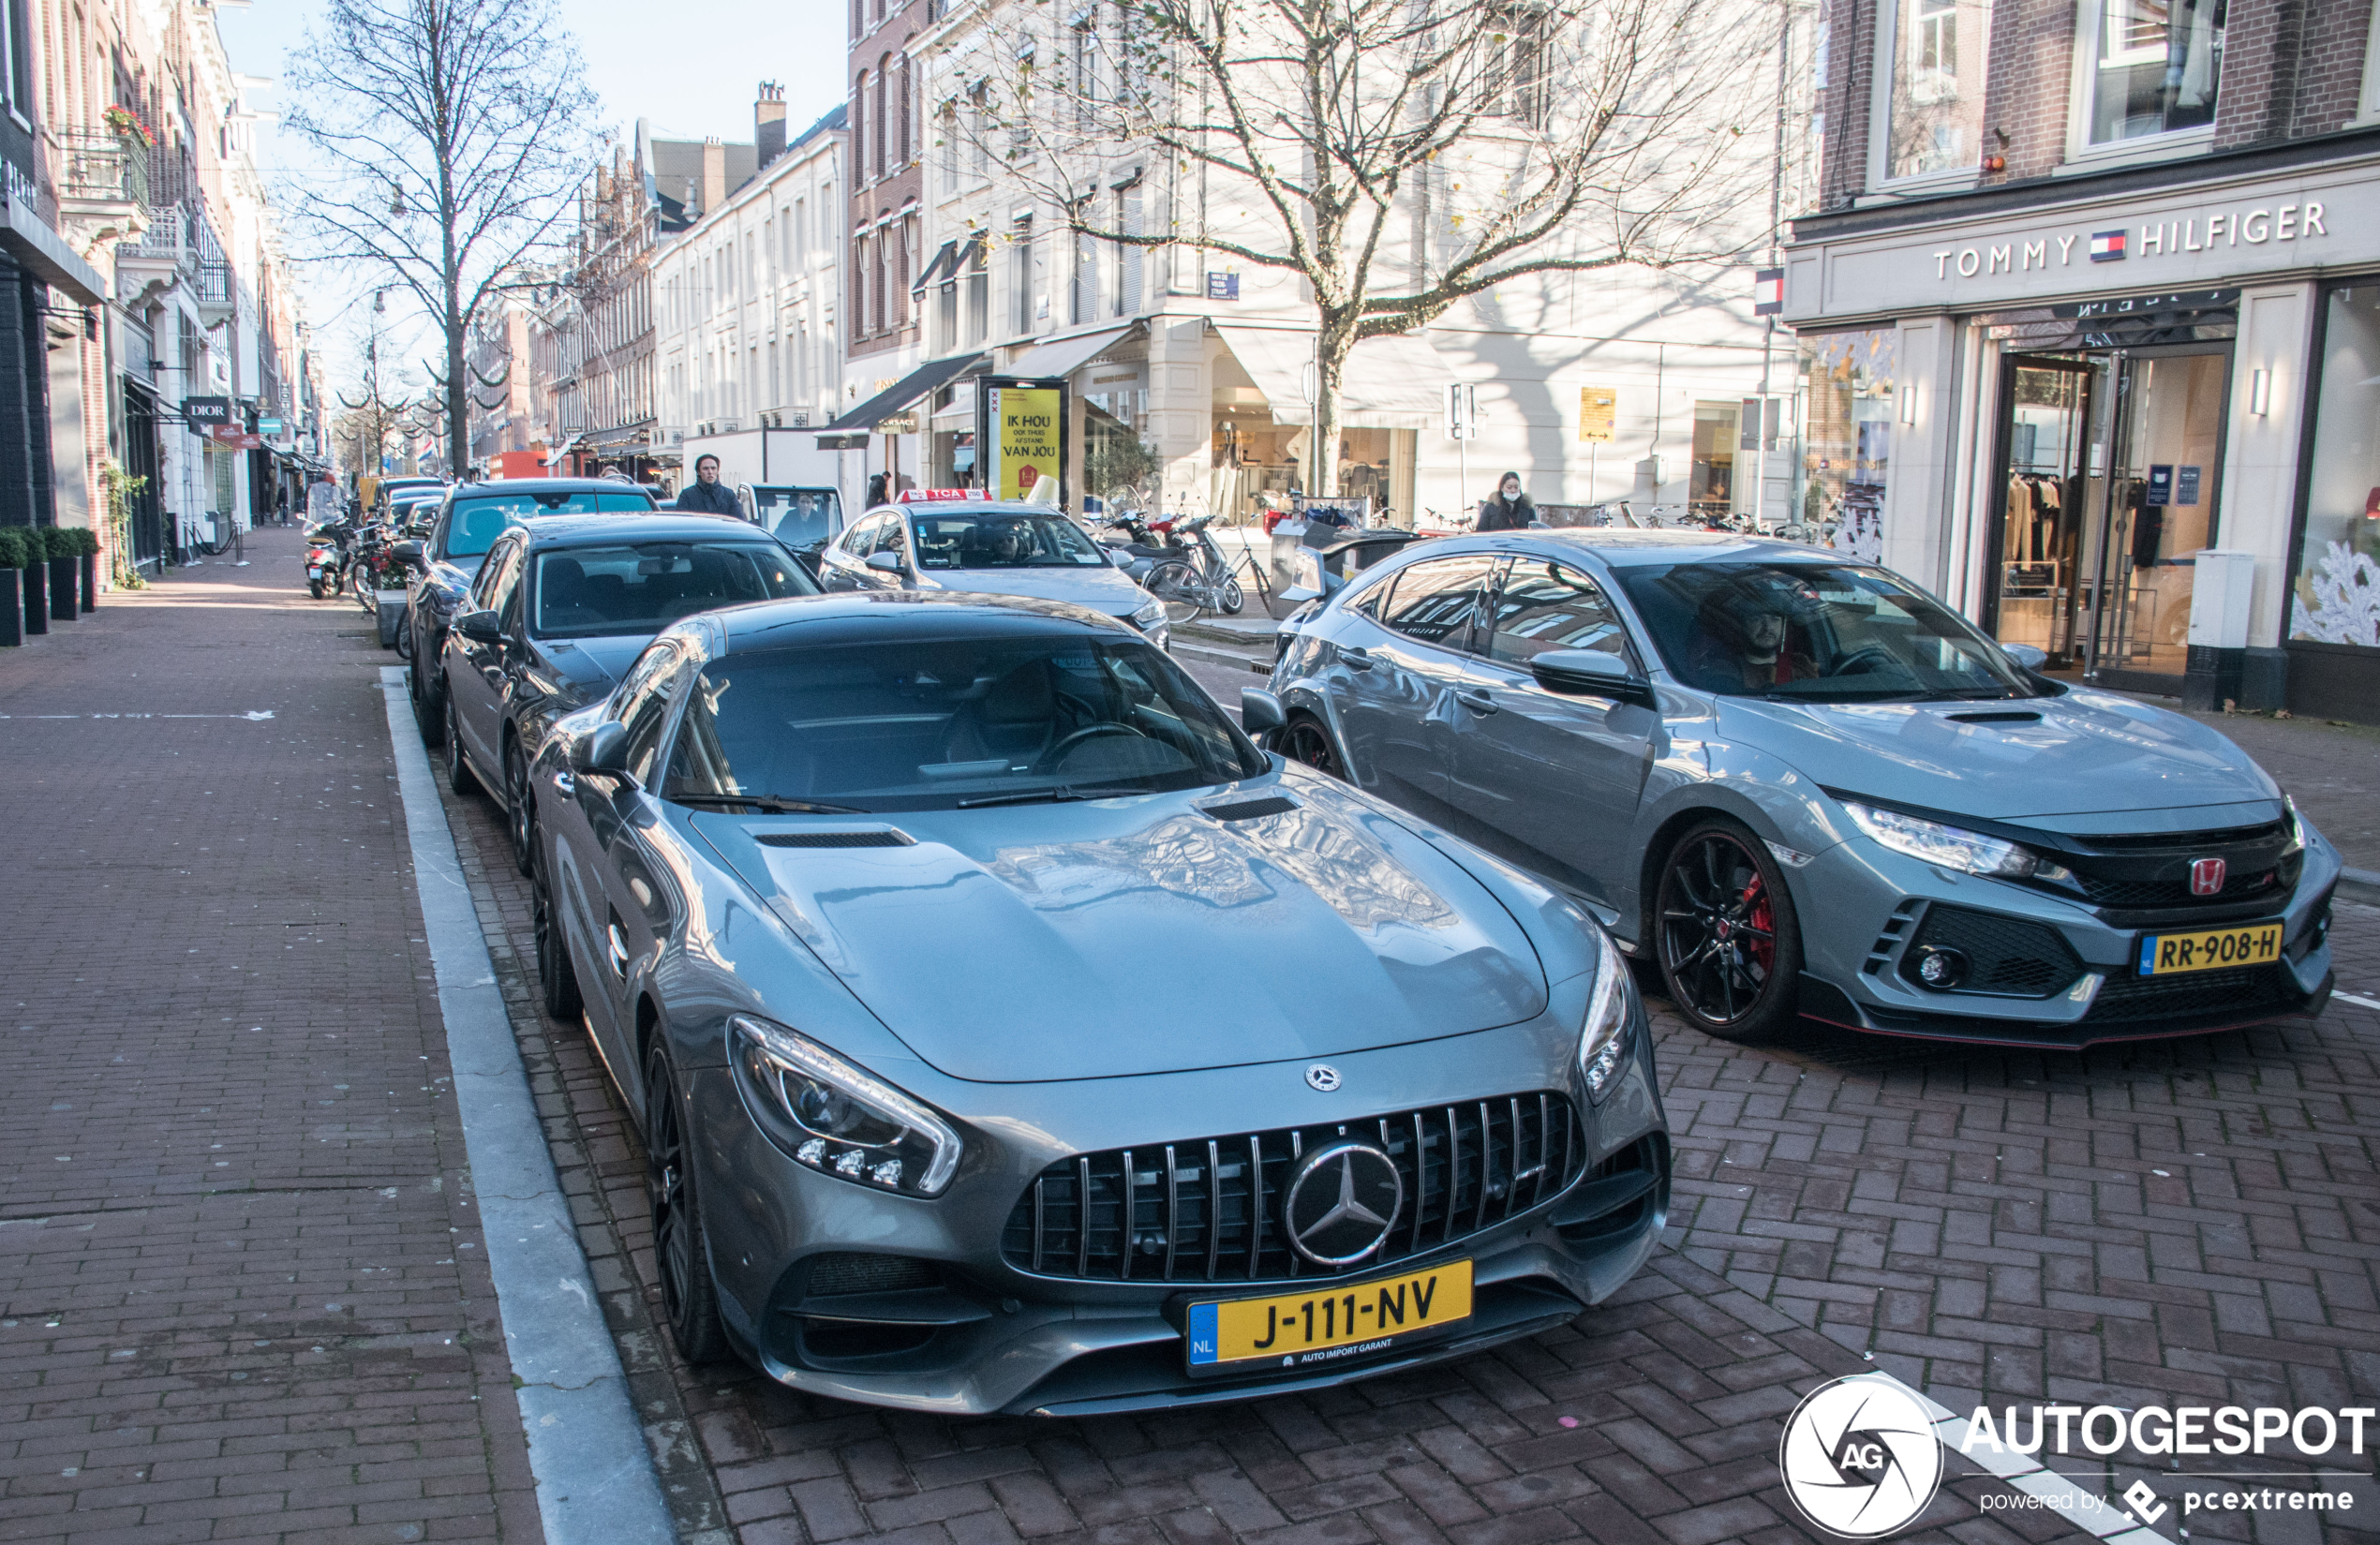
[1931,201,2330,281]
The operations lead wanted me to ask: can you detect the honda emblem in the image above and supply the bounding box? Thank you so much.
[2189,856,2226,896]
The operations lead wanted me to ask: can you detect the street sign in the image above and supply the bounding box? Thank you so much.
[259,416,284,435]
[1445,383,1479,441]
[205,424,264,450]
[814,433,869,451]
[1206,272,1240,301]
[185,395,232,433]
[1578,387,1615,444]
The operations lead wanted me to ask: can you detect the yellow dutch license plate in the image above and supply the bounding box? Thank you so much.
[1185,1260,1474,1374]
[2135,921,2283,976]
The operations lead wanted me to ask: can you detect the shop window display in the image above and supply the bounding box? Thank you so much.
[1799,330,1896,563]
[2291,285,2380,649]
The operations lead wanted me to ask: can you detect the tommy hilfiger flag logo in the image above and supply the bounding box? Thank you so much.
[2090,230,2128,262]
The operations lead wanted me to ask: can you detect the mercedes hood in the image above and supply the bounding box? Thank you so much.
[692,780,1548,1082]
[1718,688,2283,827]
[915,565,1151,619]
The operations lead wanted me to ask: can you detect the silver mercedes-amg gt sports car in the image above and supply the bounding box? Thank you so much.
[525,590,1670,1415]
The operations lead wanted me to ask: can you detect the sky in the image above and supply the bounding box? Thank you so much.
[213,0,849,388]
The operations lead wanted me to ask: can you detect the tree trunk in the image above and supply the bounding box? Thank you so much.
[1309,311,1356,511]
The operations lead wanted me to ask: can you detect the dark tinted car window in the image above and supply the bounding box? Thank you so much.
[445,490,656,557]
[909,512,1104,570]
[662,635,1264,811]
[1380,557,1496,650]
[1613,560,2032,702]
[532,542,816,638]
[1485,559,1634,668]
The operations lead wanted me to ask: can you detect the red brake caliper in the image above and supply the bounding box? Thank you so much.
[1741,876,1775,976]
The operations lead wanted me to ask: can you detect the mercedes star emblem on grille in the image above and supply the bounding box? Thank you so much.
[1304,1063,1341,1092]
[1283,1140,1404,1266]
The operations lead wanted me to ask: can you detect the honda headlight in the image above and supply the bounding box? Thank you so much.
[2282,795,2306,856]
[1292,549,1323,593]
[1578,926,1635,1101]
[1132,595,1166,630]
[1841,800,2073,884]
[730,1016,962,1196]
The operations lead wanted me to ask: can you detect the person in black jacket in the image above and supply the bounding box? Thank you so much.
[1475,471,1537,532]
[677,454,740,516]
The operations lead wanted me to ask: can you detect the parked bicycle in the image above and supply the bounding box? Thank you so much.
[1141,513,1269,624]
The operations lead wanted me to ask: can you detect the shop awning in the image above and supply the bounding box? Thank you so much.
[1005,324,1134,381]
[1210,324,1447,431]
[823,352,989,433]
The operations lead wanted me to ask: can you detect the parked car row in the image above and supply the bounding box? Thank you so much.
[397,484,2337,1425]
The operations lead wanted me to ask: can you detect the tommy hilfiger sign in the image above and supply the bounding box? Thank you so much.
[1927,201,2329,280]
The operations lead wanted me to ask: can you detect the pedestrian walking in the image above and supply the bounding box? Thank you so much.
[677,453,740,516]
[274,484,291,526]
[1475,471,1538,532]
[865,471,889,510]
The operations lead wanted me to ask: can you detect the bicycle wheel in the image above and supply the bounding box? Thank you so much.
[1145,559,1206,626]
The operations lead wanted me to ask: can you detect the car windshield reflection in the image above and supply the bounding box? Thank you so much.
[909,513,1108,571]
[446,491,655,557]
[533,542,818,639]
[662,636,1265,812]
[1613,560,2036,703]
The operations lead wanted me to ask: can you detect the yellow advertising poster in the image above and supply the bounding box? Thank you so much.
[994,386,1064,501]
[1579,387,1616,443]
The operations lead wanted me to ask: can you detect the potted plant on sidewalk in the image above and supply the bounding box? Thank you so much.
[19,527,46,636]
[62,527,99,612]
[44,527,80,622]
[0,527,25,646]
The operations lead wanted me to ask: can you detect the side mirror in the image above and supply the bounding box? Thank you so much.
[391,540,424,568]
[2003,643,2048,671]
[865,551,904,574]
[1529,649,1653,706]
[575,721,632,780]
[454,608,502,643]
[1240,688,1287,735]
[1107,547,1132,567]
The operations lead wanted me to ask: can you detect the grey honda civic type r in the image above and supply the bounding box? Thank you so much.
[525,590,1669,1415]
[1268,529,2342,1049]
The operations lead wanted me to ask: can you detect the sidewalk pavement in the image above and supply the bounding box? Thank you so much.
[0,535,543,1544]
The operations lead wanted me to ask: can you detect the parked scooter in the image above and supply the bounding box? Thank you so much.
[1088,511,1177,587]
[304,519,355,600]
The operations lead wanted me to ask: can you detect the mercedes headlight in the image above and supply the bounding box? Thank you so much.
[1840,800,2073,884]
[730,1016,962,1196]
[1131,595,1166,630]
[1292,549,1323,593]
[1578,926,1635,1101]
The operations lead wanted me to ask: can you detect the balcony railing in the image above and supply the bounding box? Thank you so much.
[57,129,148,209]
[194,256,233,307]
[120,202,192,264]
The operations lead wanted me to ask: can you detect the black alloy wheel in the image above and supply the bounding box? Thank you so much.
[1281,715,1344,779]
[1654,818,1802,1043]
[645,1044,728,1363]
[443,696,478,796]
[532,847,583,1020]
[505,739,534,877]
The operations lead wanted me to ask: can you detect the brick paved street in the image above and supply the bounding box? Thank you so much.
[6,538,2375,1545]
[0,532,539,1543]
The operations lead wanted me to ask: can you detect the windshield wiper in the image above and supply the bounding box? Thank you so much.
[956,784,1146,809]
[668,793,870,815]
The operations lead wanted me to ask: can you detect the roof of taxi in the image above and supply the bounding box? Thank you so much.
[710,589,1125,653]
[507,512,772,547]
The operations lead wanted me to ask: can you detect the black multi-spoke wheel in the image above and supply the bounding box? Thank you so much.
[443,696,478,796]
[645,1045,727,1363]
[531,846,582,1021]
[1281,715,1344,779]
[1654,819,1801,1043]
[505,740,534,877]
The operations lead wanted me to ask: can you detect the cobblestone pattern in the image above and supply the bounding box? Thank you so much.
[0,538,540,1543]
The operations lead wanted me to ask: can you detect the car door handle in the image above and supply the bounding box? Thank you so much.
[1339,646,1375,671]
[1455,689,1498,715]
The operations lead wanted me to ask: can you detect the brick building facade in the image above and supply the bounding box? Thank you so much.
[1785,0,2380,721]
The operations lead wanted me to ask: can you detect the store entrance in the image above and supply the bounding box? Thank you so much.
[1984,343,2230,686]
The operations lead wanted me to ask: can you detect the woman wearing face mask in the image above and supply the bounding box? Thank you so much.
[1475,471,1537,532]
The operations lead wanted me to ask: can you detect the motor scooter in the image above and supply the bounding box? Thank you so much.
[304,519,354,600]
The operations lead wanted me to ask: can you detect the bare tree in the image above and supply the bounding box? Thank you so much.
[959,0,1776,498]
[333,325,416,482]
[284,0,597,478]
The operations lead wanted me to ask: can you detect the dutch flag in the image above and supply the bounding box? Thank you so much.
[2090,229,2127,262]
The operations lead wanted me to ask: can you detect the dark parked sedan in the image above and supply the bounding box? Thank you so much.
[526,592,1669,1414]
[440,513,818,873]
[400,479,660,746]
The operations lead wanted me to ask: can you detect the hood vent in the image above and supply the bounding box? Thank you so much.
[1945,711,2044,725]
[756,829,916,849]
[1199,795,1299,822]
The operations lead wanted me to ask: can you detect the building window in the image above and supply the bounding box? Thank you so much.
[940,104,960,194]
[2082,0,2223,146]
[1071,14,1099,128]
[853,73,869,182]
[898,52,915,166]
[1483,7,1550,127]
[965,236,989,345]
[1796,329,1897,565]
[1010,229,1034,335]
[969,82,991,180]
[892,217,913,329]
[1112,183,1142,316]
[2290,283,2380,649]
[875,52,892,178]
[938,267,959,351]
[1071,219,1096,326]
[1884,0,1990,178]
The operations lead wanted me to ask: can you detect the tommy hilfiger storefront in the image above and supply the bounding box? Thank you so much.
[1782,133,2380,721]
